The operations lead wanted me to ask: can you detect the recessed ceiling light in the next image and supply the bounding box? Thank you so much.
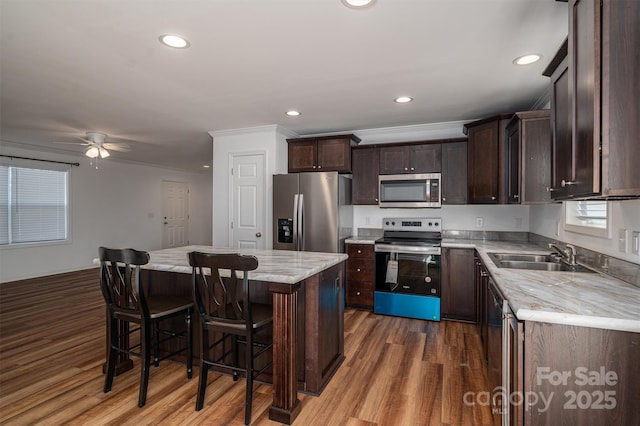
[159,34,190,49]
[341,0,376,9]
[513,53,542,65]
[394,96,413,104]
[286,110,301,117]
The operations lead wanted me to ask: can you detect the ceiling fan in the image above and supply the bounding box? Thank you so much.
[55,132,131,158]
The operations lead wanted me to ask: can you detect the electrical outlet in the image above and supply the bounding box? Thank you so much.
[619,229,628,253]
[515,217,523,229]
[476,217,484,228]
[632,231,640,256]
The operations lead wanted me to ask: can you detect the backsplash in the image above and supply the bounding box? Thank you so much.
[528,234,640,288]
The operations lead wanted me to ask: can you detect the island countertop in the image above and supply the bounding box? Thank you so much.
[128,245,348,285]
[443,239,640,333]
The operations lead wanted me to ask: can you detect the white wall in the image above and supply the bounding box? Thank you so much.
[209,125,295,248]
[0,144,212,282]
[354,204,530,233]
[530,200,640,264]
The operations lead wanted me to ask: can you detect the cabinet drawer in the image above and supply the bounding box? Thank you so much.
[347,258,374,281]
[346,281,374,307]
[346,244,374,259]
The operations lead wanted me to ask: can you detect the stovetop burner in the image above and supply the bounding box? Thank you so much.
[375,217,443,253]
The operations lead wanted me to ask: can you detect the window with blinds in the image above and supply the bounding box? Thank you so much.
[564,200,609,238]
[0,165,69,245]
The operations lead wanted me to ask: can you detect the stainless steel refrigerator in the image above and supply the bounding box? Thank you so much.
[273,172,352,253]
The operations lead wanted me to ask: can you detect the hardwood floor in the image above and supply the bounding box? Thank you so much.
[0,269,494,425]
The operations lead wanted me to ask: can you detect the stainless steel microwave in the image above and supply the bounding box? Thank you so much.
[378,173,441,208]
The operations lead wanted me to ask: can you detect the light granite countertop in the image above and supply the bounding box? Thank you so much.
[444,239,640,333]
[345,236,379,244]
[96,245,347,285]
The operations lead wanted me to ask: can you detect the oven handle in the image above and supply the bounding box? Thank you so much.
[374,244,441,255]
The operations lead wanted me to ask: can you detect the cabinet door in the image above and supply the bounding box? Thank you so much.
[441,248,476,322]
[521,116,552,203]
[412,144,441,173]
[441,142,467,204]
[550,58,572,199]
[379,146,410,174]
[506,125,521,203]
[468,121,500,203]
[288,141,317,173]
[317,137,352,172]
[570,0,600,197]
[352,147,380,204]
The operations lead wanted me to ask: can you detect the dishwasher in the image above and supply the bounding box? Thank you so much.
[487,278,505,421]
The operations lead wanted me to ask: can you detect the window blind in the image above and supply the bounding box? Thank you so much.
[572,200,607,229]
[0,165,68,245]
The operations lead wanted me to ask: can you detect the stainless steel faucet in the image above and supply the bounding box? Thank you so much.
[549,243,577,265]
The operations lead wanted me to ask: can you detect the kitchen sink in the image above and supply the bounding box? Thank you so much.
[489,253,556,262]
[487,252,594,273]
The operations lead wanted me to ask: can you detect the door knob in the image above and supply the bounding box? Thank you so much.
[255,232,262,238]
[164,222,168,225]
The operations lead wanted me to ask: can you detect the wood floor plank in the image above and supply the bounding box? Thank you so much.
[0,269,494,425]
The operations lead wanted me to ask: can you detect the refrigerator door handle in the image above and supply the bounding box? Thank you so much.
[298,193,304,251]
[292,193,299,251]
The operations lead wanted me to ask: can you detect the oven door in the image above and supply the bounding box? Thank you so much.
[375,250,440,296]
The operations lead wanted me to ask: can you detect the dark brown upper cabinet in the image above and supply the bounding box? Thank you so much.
[352,146,380,205]
[464,114,512,204]
[505,110,552,204]
[287,134,361,173]
[544,0,640,200]
[379,143,441,175]
[441,141,468,204]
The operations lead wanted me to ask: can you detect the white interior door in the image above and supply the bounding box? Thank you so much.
[162,180,189,248]
[230,152,265,249]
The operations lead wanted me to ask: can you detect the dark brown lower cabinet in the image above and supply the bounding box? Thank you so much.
[516,321,640,425]
[441,248,476,322]
[345,243,374,309]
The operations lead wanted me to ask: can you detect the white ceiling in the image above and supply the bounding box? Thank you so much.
[0,0,568,172]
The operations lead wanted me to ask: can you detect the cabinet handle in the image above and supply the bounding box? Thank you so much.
[491,196,497,200]
[357,249,362,254]
[481,271,489,277]
[561,179,577,187]
[356,268,361,272]
[514,194,519,199]
[546,186,557,192]
[404,167,408,171]
[312,165,317,169]
[410,167,415,171]
[442,197,446,201]
[318,165,322,169]
[356,291,361,296]
[375,198,378,202]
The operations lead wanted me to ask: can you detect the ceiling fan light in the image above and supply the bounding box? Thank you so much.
[85,146,99,158]
[99,147,110,158]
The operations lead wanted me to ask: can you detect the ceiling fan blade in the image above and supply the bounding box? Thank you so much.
[53,141,91,146]
[102,143,131,152]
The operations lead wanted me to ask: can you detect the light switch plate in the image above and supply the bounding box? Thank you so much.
[632,231,640,256]
[618,229,627,253]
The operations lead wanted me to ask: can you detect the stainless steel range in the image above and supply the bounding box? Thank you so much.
[374,217,442,321]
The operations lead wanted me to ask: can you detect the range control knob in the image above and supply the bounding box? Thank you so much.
[428,222,433,226]
[392,221,396,226]
[434,222,439,227]
[385,221,390,226]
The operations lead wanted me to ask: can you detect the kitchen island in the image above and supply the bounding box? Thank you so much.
[103,245,347,425]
